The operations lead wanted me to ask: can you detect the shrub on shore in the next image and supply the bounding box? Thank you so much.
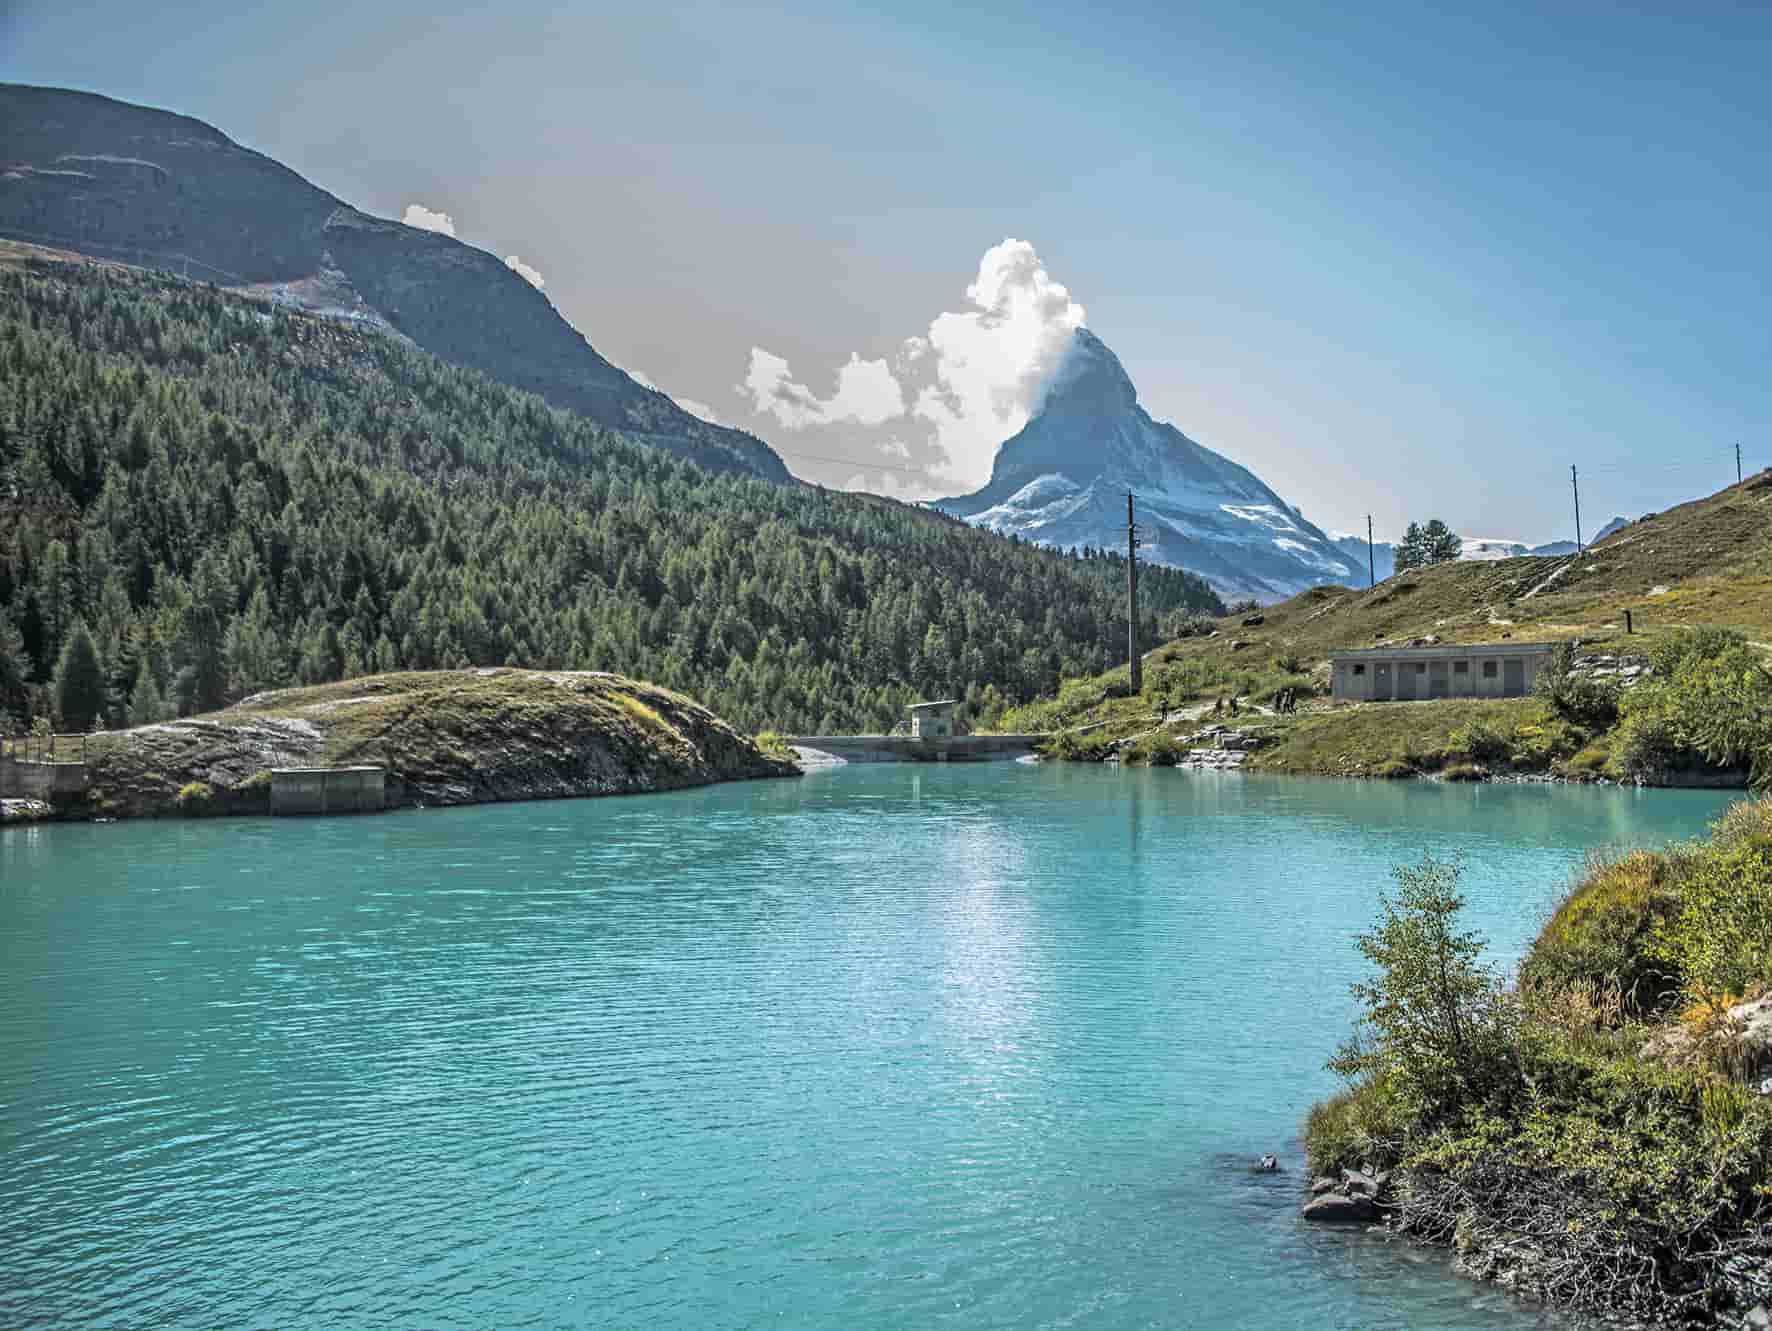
[1617,628,1772,783]
[1523,847,1691,1017]
[1039,730,1110,762]
[175,781,220,816]
[1119,731,1181,766]
[1306,805,1772,1320]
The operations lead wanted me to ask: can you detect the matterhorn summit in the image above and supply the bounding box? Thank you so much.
[935,329,1361,602]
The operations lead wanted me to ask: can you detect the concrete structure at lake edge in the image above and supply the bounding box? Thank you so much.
[270,766,386,815]
[1330,642,1559,702]
[0,754,89,799]
[908,700,958,738]
[791,702,1041,763]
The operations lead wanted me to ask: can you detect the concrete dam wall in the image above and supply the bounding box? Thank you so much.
[787,735,1044,764]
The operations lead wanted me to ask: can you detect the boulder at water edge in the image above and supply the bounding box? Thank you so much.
[1301,1191,1378,1223]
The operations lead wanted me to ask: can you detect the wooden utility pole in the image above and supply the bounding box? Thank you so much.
[1366,514,1376,588]
[1127,491,1142,694]
[1571,464,1583,551]
[1739,442,1744,484]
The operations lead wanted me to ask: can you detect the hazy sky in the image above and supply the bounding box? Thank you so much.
[5,1,1768,540]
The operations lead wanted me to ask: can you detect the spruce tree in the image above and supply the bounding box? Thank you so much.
[1395,522,1427,573]
[129,670,171,727]
[51,620,106,732]
[1422,519,1463,566]
[0,617,26,724]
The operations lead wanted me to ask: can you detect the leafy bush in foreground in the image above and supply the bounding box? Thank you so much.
[1308,800,1772,1321]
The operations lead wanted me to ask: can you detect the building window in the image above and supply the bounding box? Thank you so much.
[1454,661,1469,674]
[1415,663,1427,674]
[1352,664,1366,676]
[1483,660,1498,678]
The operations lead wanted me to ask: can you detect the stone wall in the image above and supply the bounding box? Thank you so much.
[0,757,90,799]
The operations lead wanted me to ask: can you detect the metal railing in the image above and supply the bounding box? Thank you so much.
[1,733,91,765]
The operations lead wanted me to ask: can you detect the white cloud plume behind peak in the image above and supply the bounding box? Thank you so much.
[913,238,1086,486]
[731,239,1087,493]
[504,255,545,289]
[402,203,457,237]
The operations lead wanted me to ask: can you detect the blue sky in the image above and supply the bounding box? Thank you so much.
[4,1,1767,540]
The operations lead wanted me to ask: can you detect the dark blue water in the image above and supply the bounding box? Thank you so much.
[0,766,1736,1329]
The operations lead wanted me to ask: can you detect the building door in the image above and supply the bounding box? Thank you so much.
[1374,663,1392,701]
[1503,658,1525,696]
[1395,662,1416,700]
[1428,661,1450,698]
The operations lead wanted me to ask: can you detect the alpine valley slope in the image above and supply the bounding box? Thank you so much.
[0,83,788,482]
[936,328,1359,602]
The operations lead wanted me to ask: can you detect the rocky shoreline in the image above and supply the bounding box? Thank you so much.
[3,669,797,825]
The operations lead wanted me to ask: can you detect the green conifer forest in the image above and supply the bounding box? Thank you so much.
[0,261,1222,734]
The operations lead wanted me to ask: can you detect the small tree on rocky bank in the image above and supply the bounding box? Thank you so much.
[1329,857,1517,1121]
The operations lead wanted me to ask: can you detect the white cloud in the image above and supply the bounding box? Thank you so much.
[504,255,545,289]
[402,203,457,237]
[911,238,1086,486]
[732,238,1087,491]
[741,348,906,429]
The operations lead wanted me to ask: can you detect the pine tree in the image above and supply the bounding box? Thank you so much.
[1394,522,1428,573]
[1395,519,1462,571]
[0,616,26,724]
[1422,519,1463,566]
[51,620,106,732]
[129,669,171,727]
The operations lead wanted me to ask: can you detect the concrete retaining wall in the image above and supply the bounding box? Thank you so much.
[0,757,89,799]
[787,735,1043,764]
[270,767,386,815]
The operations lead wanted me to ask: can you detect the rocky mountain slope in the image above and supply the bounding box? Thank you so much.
[0,83,789,481]
[935,329,1359,603]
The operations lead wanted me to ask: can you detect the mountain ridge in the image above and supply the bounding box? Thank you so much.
[0,83,790,482]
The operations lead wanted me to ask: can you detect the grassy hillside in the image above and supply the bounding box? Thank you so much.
[75,668,794,817]
[1006,471,1772,781]
[0,256,1219,737]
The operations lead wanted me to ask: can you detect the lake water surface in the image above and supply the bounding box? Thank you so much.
[0,766,1740,1330]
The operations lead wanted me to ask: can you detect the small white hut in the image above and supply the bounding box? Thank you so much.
[907,700,958,739]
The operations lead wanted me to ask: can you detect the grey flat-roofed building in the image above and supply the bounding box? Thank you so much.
[908,700,959,738]
[1329,642,1560,702]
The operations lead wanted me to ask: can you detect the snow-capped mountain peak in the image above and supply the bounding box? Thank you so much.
[935,328,1361,602]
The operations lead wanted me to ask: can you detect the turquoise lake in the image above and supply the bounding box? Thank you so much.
[0,766,1740,1330]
